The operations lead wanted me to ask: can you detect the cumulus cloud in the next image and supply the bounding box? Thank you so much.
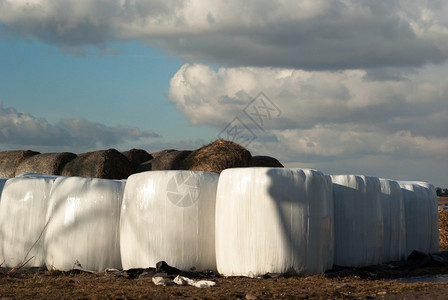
[1,0,448,69]
[168,63,448,168]
[0,103,159,151]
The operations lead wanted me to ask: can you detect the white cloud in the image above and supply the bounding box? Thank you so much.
[169,63,448,136]
[0,103,159,151]
[1,0,448,69]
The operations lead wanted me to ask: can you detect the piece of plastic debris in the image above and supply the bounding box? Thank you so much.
[173,275,188,286]
[173,275,216,288]
[152,276,174,286]
[105,268,120,274]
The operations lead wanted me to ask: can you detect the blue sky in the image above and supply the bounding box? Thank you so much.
[0,35,214,146]
[0,1,447,187]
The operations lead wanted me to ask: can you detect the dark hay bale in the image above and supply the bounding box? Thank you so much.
[135,159,153,173]
[249,155,284,168]
[122,149,153,170]
[15,152,77,176]
[180,139,252,174]
[151,150,192,171]
[0,150,40,178]
[61,149,132,179]
[150,149,177,159]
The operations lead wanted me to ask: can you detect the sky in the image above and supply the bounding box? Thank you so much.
[0,0,447,187]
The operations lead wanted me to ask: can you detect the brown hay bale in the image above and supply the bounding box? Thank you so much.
[135,159,153,173]
[151,150,192,171]
[0,150,40,178]
[122,149,153,170]
[249,155,284,168]
[61,149,132,179]
[150,149,177,159]
[180,139,252,174]
[15,152,77,176]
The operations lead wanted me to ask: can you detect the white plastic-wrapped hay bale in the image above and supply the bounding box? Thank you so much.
[379,178,406,262]
[332,175,383,267]
[398,181,438,255]
[120,170,219,271]
[44,177,125,271]
[216,168,333,277]
[0,176,57,267]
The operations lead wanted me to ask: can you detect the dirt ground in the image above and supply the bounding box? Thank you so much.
[2,199,448,299]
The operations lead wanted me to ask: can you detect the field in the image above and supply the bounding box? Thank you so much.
[1,200,448,299]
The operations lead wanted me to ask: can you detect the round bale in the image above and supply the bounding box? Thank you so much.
[61,149,131,179]
[15,152,77,176]
[180,139,252,174]
[0,150,40,178]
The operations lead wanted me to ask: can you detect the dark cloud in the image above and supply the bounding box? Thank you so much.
[1,0,447,69]
[0,103,159,150]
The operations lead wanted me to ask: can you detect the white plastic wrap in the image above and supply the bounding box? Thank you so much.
[120,171,219,271]
[331,175,383,267]
[0,176,56,267]
[215,168,334,277]
[379,178,406,262]
[44,177,125,271]
[398,181,438,255]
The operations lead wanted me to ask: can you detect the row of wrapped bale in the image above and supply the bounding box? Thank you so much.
[0,174,124,271]
[331,176,438,267]
[0,168,439,275]
[120,168,334,276]
[0,168,329,275]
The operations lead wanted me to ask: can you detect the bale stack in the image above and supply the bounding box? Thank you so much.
[181,139,252,174]
[61,149,131,179]
[14,152,77,176]
[0,150,40,178]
